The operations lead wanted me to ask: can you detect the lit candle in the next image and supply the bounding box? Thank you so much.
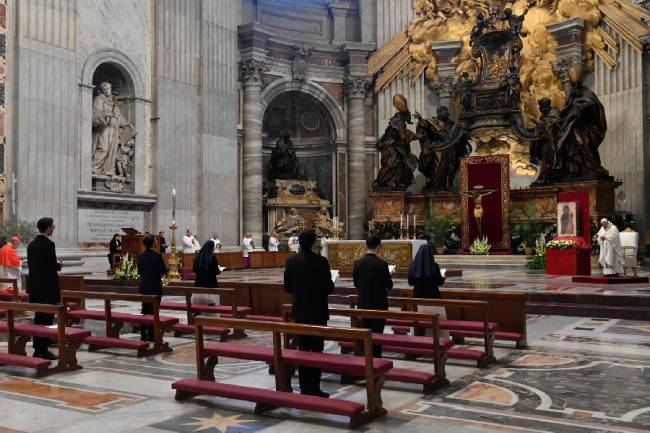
[400,214,403,230]
[172,187,176,196]
[413,214,416,235]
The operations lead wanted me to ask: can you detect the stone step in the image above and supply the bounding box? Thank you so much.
[435,255,531,269]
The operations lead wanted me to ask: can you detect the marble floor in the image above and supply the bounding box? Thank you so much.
[2,294,650,433]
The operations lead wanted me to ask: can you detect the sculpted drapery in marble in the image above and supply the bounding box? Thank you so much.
[91,82,135,178]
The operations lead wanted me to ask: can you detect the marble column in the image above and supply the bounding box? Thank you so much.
[239,58,268,246]
[547,18,585,82]
[431,41,463,116]
[345,76,370,240]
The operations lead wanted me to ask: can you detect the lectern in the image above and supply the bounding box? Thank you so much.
[120,228,160,260]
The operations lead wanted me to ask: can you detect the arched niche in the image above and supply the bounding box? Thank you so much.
[79,49,150,196]
[262,90,337,203]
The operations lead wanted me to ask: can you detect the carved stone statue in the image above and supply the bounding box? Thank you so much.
[552,64,611,181]
[273,207,305,238]
[416,106,470,191]
[531,97,560,185]
[91,82,135,178]
[373,94,419,191]
[312,206,343,239]
[115,138,135,178]
[268,132,301,181]
[291,46,312,82]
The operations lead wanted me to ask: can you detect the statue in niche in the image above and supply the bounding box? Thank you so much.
[291,46,312,82]
[91,82,135,180]
[268,132,302,181]
[551,64,611,181]
[312,206,343,239]
[273,207,305,239]
[531,97,560,185]
[115,138,135,178]
[373,94,419,191]
[416,106,470,191]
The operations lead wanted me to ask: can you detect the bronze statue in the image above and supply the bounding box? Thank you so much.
[273,208,304,238]
[416,106,470,191]
[502,8,527,36]
[458,73,474,112]
[502,65,522,108]
[470,11,489,44]
[552,64,611,181]
[268,132,301,181]
[373,94,419,191]
[531,97,560,185]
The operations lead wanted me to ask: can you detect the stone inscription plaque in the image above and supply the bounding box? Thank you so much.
[78,208,144,243]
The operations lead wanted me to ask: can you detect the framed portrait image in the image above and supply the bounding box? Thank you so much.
[557,201,581,237]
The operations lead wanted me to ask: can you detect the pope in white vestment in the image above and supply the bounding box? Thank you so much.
[598,218,624,275]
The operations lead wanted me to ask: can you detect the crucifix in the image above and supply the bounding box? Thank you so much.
[460,188,498,238]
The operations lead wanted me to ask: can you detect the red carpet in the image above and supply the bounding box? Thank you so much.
[571,275,649,284]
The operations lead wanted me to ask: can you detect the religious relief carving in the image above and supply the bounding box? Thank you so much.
[373,94,418,191]
[344,76,370,99]
[239,58,269,85]
[91,82,136,193]
[291,46,312,82]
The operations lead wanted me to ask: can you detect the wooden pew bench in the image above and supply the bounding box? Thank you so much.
[413,289,528,348]
[0,278,28,302]
[348,295,497,367]
[61,291,179,357]
[0,301,90,375]
[172,317,388,428]
[159,287,243,339]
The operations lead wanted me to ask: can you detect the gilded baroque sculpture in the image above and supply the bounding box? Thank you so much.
[91,81,136,192]
[415,106,470,191]
[372,94,418,191]
[312,206,343,239]
[273,207,304,239]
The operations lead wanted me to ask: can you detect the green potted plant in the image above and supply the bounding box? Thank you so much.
[423,215,452,255]
[513,222,537,256]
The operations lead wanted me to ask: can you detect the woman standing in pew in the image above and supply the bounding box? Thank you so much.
[137,235,168,341]
[192,240,221,307]
[408,244,447,336]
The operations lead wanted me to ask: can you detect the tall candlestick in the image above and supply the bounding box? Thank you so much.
[406,214,409,239]
[413,214,417,239]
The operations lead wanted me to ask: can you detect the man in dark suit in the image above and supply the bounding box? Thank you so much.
[283,229,334,397]
[27,217,62,360]
[353,234,393,357]
[137,235,168,341]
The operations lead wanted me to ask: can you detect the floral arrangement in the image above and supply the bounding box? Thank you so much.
[114,254,139,281]
[527,237,547,270]
[469,236,491,255]
[545,239,577,249]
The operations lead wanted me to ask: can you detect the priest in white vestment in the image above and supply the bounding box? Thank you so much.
[598,218,624,275]
[268,231,279,252]
[182,229,199,254]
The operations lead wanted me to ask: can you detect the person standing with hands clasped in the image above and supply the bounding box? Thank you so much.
[283,229,334,397]
[353,234,393,357]
[408,244,447,336]
[27,218,63,360]
[137,235,168,341]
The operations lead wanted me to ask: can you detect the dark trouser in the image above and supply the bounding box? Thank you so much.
[141,302,154,341]
[362,318,386,358]
[33,312,54,354]
[297,334,325,393]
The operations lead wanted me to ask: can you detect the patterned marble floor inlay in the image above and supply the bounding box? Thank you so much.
[0,377,141,412]
[152,407,282,433]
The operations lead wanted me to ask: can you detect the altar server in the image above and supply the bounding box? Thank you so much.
[598,218,624,276]
[182,229,199,254]
[211,233,222,253]
[283,229,334,397]
[242,232,254,267]
[268,231,280,252]
[353,234,393,357]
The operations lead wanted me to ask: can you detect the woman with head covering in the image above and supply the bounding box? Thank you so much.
[408,244,447,336]
[192,240,221,306]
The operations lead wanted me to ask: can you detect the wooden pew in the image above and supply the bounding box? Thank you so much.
[160,286,246,339]
[60,290,179,357]
[0,301,91,375]
[347,295,497,367]
[0,278,25,302]
[400,288,528,348]
[172,316,389,428]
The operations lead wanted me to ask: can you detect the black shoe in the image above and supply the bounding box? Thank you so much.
[301,389,329,398]
[34,351,58,360]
